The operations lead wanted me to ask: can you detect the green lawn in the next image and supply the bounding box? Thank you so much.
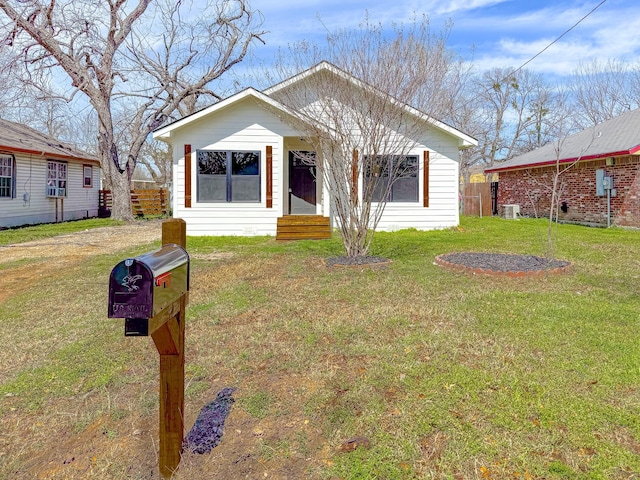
[0,216,639,479]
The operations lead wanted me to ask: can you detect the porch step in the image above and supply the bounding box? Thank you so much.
[276,215,332,240]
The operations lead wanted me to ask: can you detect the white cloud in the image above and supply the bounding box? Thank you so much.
[229,0,640,79]
[431,0,507,16]
[458,1,640,76]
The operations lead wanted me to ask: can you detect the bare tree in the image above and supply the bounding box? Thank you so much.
[0,0,265,220]
[544,141,592,260]
[0,48,17,109]
[471,68,559,169]
[267,16,464,257]
[137,139,172,188]
[569,59,640,128]
[524,99,594,260]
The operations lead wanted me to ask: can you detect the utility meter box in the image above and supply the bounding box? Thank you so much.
[108,244,190,335]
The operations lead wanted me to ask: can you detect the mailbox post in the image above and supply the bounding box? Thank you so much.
[108,219,189,478]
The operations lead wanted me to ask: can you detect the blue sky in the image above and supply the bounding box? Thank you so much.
[247,0,640,77]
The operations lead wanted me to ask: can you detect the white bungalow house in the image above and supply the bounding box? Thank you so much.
[0,119,100,228]
[152,62,477,238]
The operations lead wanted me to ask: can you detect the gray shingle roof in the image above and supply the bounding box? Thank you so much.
[0,118,97,162]
[485,108,640,172]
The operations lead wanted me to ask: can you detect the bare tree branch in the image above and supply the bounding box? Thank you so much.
[267,16,461,256]
[0,0,265,220]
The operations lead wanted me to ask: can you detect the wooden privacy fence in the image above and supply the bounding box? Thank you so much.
[462,182,493,217]
[99,189,169,216]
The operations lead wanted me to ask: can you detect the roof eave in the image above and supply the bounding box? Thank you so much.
[0,144,99,164]
[263,61,336,96]
[485,148,640,173]
[266,62,478,147]
[152,88,309,139]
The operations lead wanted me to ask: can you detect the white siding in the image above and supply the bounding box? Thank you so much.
[375,129,461,231]
[0,154,99,228]
[327,129,463,233]
[375,154,460,231]
[169,97,305,236]
[289,90,463,232]
[163,92,467,236]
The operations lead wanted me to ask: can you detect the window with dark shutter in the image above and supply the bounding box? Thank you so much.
[364,155,419,203]
[197,150,261,203]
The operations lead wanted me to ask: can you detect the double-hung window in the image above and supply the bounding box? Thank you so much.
[0,154,16,198]
[197,150,260,203]
[366,155,419,202]
[47,160,67,197]
[83,165,93,188]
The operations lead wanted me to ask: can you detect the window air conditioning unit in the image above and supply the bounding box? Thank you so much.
[503,204,520,219]
[47,187,66,198]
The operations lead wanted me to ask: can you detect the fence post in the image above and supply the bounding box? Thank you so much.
[159,188,166,215]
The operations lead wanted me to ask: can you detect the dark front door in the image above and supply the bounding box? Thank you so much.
[289,151,316,214]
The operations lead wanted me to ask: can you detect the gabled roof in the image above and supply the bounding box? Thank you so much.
[0,118,97,163]
[153,87,313,140]
[268,61,477,148]
[485,108,640,173]
[154,62,478,148]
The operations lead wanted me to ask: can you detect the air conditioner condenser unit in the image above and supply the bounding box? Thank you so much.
[503,204,520,219]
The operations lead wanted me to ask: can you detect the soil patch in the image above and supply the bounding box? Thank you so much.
[435,252,572,277]
[325,255,391,268]
[0,221,162,303]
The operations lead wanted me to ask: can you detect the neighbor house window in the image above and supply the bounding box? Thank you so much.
[83,165,93,188]
[365,155,419,202]
[47,160,67,197]
[0,154,16,198]
[197,150,260,202]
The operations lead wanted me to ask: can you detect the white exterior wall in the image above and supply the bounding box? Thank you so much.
[160,88,472,237]
[0,154,99,228]
[289,96,463,233]
[323,128,463,233]
[169,97,305,236]
[375,129,461,232]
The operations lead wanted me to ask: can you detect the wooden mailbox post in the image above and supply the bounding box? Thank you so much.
[155,219,187,478]
[108,218,188,478]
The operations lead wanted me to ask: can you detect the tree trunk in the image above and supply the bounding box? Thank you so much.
[110,170,134,221]
[547,172,558,260]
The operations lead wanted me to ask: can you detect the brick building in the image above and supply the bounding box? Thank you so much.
[485,109,640,227]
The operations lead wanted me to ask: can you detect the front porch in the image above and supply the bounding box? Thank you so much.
[276,215,331,240]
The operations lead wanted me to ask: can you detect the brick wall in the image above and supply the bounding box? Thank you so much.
[497,156,640,226]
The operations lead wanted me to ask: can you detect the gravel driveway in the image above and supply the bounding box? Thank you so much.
[0,221,163,303]
[0,221,162,264]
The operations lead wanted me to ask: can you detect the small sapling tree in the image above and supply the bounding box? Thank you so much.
[267,16,463,257]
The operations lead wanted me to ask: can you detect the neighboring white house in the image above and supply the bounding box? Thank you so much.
[152,62,477,237]
[0,119,100,228]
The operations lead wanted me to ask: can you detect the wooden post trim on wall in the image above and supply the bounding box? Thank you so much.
[266,146,273,208]
[423,150,430,208]
[184,145,192,208]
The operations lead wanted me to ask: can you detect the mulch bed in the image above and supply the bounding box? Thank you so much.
[324,252,573,277]
[435,252,573,277]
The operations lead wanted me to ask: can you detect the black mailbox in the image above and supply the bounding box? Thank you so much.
[108,244,190,336]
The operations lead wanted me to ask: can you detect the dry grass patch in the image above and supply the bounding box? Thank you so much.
[2,217,640,479]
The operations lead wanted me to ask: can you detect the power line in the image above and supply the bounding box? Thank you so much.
[463,1,610,166]
[507,0,609,79]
